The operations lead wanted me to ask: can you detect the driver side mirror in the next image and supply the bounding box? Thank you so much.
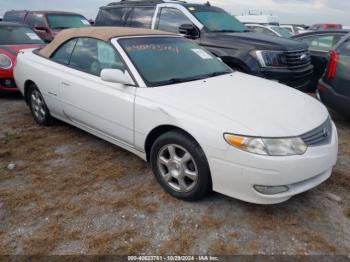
[101,69,134,86]
[34,24,49,31]
[179,24,200,39]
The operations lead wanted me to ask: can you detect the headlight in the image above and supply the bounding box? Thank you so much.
[250,50,286,68]
[0,54,13,69]
[224,134,307,156]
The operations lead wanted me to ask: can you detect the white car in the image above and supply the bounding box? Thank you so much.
[280,25,306,35]
[246,24,293,38]
[14,27,338,204]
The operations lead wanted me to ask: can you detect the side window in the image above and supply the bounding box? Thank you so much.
[157,8,192,33]
[69,38,125,76]
[51,39,77,65]
[301,35,342,52]
[95,8,129,26]
[283,27,293,33]
[3,11,26,23]
[126,7,155,28]
[262,28,276,36]
[34,14,48,27]
[338,40,350,56]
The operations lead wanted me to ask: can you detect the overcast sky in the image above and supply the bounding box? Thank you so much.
[0,0,349,25]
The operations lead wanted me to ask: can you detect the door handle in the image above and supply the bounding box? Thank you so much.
[61,82,71,87]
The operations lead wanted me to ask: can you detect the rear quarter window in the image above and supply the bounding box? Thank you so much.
[95,7,130,26]
[51,39,77,65]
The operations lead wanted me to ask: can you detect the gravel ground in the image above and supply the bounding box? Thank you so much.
[0,92,349,256]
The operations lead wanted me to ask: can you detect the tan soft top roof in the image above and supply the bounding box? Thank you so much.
[39,27,175,58]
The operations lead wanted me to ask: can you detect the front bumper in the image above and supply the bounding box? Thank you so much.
[260,65,313,91]
[209,122,338,204]
[0,78,18,92]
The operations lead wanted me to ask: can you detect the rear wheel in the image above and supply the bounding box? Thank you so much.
[150,131,211,201]
[28,84,54,126]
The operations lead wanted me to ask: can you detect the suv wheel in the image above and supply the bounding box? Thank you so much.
[150,131,211,201]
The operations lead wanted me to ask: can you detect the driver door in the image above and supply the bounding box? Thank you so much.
[59,38,136,145]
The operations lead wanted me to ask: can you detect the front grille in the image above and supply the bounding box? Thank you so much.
[301,117,332,147]
[282,50,312,69]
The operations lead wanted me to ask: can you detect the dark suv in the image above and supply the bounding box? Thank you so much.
[3,10,90,42]
[95,0,313,90]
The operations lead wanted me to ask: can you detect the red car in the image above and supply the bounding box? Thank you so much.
[0,22,45,92]
[309,24,342,30]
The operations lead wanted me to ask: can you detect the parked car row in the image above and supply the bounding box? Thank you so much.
[3,10,91,42]
[245,24,293,38]
[94,1,314,91]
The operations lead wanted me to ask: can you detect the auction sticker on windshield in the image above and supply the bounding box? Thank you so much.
[191,49,212,59]
[26,33,41,40]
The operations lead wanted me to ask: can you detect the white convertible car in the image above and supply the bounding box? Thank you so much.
[14,27,338,204]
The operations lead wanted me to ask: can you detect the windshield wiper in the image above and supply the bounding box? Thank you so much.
[53,27,70,30]
[157,76,204,85]
[154,72,230,86]
[204,71,231,78]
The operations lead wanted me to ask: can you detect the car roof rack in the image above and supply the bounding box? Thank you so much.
[107,0,187,6]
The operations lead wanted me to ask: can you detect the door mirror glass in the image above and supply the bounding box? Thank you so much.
[35,23,48,31]
[179,24,199,39]
[101,69,134,85]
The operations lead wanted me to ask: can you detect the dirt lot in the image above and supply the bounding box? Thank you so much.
[0,92,349,256]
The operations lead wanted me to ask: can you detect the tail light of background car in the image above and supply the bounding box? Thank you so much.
[326,50,339,80]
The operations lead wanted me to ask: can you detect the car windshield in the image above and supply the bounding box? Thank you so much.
[0,26,44,45]
[119,37,232,87]
[271,26,293,38]
[189,6,247,33]
[47,14,90,29]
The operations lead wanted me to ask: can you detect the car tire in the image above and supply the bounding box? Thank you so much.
[150,130,212,201]
[27,84,54,126]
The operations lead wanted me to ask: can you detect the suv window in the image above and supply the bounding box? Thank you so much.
[300,35,343,52]
[51,39,77,65]
[69,38,125,76]
[33,14,48,27]
[126,7,155,28]
[3,11,27,23]
[157,8,192,33]
[338,40,350,56]
[95,8,130,26]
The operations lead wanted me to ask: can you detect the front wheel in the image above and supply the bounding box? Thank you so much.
[28,84,54,126]
[150,131,211,201]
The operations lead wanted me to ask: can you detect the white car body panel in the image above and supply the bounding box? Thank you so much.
[14,38,338,204]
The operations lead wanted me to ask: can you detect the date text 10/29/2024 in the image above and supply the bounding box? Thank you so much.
[128,256,219,261]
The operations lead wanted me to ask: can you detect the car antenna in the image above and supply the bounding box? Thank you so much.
[205,1,211,6]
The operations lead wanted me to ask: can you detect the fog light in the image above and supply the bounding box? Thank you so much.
[254,185,289,195]
[2,78,16,88]
[5,79,12,86]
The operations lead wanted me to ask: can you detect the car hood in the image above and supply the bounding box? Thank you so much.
[201,32,308,51]
[138,73,329,137]
[0,44,45,56]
